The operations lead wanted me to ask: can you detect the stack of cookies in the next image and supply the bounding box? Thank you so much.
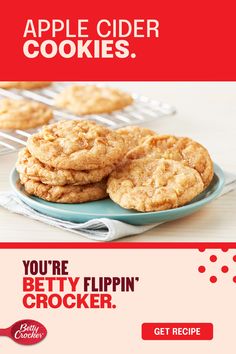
[16,119,214,212]
[16,120,126,203]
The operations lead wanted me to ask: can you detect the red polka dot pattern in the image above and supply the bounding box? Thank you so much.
[197,250,236,283]
[210,255,217,262]
[210,276,217,283]
[198,266,206,273]
[221,266,229,273]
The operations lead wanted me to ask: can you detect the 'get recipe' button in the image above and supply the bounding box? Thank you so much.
[142,323,213,340]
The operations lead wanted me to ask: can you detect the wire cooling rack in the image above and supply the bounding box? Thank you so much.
[0,82,176,155]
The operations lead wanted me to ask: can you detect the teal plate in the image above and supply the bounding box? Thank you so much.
[10,164,225,225]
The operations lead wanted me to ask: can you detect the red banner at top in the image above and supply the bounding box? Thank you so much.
[0,0,235,80]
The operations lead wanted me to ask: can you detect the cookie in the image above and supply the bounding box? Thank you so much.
[0,82,51,89]
[54,85,133,115]
[0,98,53,130]
[17,148,115,186]
[127,135,213,187]
[20,174,108,203]
[117,126,156,151]
[107,158,204,212]
[27,120,126,170]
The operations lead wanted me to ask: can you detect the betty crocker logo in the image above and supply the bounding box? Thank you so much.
[0,319,47,345]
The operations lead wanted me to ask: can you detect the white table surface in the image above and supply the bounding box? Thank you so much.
[0,82,235,242]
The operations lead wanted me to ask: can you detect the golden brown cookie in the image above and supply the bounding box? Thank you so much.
[0,98,53,130]
[27,120,126,170]
[117,126,156,151]
[20,174,108,203]
[107,158,204,212]
[0,82,51,89]
[54,85,133,115]
[127,135,213,188]
[17,148,116,186]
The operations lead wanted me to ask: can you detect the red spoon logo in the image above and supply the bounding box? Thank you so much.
[0,319,47,345]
